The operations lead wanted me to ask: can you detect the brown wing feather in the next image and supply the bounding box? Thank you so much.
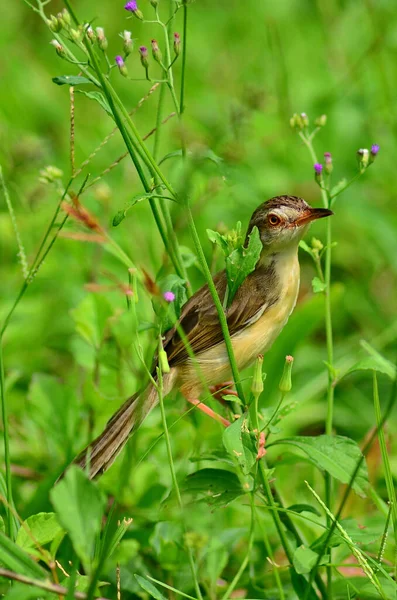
[162,263,278,368]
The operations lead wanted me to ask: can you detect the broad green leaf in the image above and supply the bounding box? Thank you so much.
[272,435,369,497]
[312,517,384,551]
[135,575,166,600]
[52,75,92,86]
[293,544,322,574]
[344,341,396,381]
[312,276,326,293]
[183,468,245,506]
[223,414,256,475]
[75,90,112,117]
[2,583,51,600]
[16,512,64,551]
[225,226,262,305]
[0,529,46,579]
[50,466,106,572]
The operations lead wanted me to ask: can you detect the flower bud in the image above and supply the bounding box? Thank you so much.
[85,24,96,42]
[96,27,108,51]
[173,32,181,56]
[70,28,82,42]
[115,55,128,77]
[48,15,61,32]
[311,237,324,252]
[50,39,65,57]
[150,0,159,6]
[124,0,143,19]
[139,46,149,69]
[369,144,380,164]
[324,152,333,174]
[315,114,327,127]
[251,355,264,397]
[314,163,323,183]
[279,355,294,394]
[39,165,63,184]
[60,9,71,26]
[300,112,309,127]
[289,113,305,130]
[151,39,163,63]
[357,148,369,171]
[158,349,170,374]
[123,30,133,55]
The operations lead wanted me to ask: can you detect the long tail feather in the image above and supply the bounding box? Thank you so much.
[67,371,175,479]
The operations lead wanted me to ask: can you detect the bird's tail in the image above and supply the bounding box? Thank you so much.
[69,371,176,479]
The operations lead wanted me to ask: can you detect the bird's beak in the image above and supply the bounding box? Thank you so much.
[295,207,333,227]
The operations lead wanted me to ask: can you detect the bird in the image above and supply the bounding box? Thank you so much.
[69,195,332,479]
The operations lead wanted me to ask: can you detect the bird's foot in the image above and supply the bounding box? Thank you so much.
[185,397,230,428]
[209,381,239,403]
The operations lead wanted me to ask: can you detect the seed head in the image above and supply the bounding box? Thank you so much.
[123,30,133,55]
[357,148,369,171]
[96,27,108,51]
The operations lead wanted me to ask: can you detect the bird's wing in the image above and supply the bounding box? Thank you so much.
[162,264,279,368]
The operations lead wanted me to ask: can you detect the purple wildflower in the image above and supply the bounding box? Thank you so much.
[139,45,148,57]
[163,291,175,302]
[314,163,323,174]
[115,55,124,67]
[370,144,380,156]
[324,152,332,163]
[124,0,138,11]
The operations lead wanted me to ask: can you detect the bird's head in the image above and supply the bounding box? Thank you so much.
[247,195,333,252]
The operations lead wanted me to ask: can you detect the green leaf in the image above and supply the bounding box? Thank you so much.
[203,537,228,586]
[273,435,369,497]
[16,513,64,551]
[225,226,262,305]
[293,545,323,574]
[112,191,172,226]
[344,341,396,381]
[183,468,245,506]
[135,575,166,600]
[290,569,319,600]
[0,529,46,579]
[223,415,256,475]
[50,466,106,572]
[288,503,321,517]
[207,229,230,254]
[52,75,92,86]
[75,90,112,117]
[312,276,326,293]
[299,240,314,257]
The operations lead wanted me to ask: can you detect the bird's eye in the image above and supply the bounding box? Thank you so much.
[268,214,281,226]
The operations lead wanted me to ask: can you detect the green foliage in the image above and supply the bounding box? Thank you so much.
[50,466,106,572]
[272,435,369,497]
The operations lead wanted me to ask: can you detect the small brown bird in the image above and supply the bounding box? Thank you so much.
[71,195,332,478]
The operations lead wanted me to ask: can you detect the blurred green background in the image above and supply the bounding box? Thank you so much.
[1,0,397,597]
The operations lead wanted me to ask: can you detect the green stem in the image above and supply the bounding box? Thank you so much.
[0,341,14,539]
[186,204,245,403]
[372,371,397,580]
[180,2,188,118]
[300,130,334,598]
[157,363,203,600]
[220,493,255,600]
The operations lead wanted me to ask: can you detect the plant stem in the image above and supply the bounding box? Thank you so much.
[300,130,334,598]
[186,204,245,403]
[180,2,188,118]
[157,364,203,600]
[0,342,13,539]
[372,371,397,579]
[220,493,255,600]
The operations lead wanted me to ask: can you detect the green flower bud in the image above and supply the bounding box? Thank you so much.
[61,9,71,26]
[251,355,264,397]
[96,27,108,51]
[49,39,65,57]
[357,148,369,172]
[173,32,181,56]
[315,114,327,127]
[311,237,323,252]
[48,15,62,32]
[151,39,163,63]
[85,24,96,42]
[158,348,170,374]
[279,355,294,394]
[300,112,309,127]
[70,28,82,42]
[289,112,305,130]
[39,165,63,184]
